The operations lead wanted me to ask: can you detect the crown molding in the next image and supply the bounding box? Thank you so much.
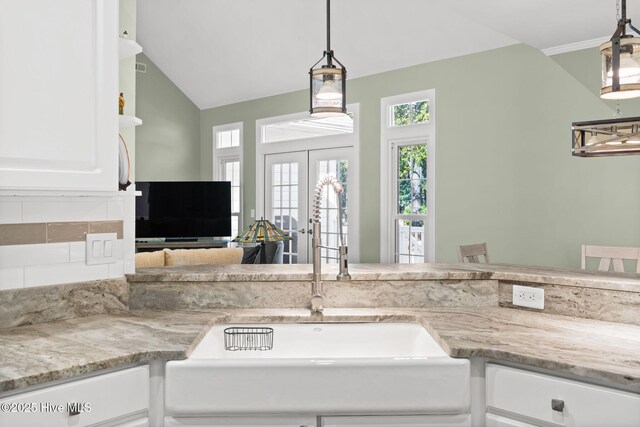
[541,36,610,56]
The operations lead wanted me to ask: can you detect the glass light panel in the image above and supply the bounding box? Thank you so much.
[311,67,346,117]
[600,38,640,99]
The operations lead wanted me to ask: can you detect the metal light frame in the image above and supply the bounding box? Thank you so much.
[600,0,640,99]
[309,0,347,117]
[572,116,640,157]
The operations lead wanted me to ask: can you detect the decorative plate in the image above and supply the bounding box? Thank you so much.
[118,134,131,190]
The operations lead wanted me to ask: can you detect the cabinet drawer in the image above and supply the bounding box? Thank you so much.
[321,414,471,426]
[0,365,149,427]
[486,364,640,427]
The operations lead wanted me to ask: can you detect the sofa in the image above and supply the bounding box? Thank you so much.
[135,242,283,269]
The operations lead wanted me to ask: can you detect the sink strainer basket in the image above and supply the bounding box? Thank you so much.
[224,327,274,351]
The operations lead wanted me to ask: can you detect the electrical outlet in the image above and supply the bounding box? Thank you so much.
[512,284,544,309]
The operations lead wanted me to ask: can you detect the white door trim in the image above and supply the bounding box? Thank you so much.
[256,105,360,262]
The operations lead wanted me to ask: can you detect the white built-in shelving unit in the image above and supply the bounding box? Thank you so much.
[118,37,143,129]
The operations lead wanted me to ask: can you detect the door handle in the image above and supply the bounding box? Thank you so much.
[298,228,312,235]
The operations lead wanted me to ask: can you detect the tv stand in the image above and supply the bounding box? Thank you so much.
[164,237,198,243]
[135,239,229,252]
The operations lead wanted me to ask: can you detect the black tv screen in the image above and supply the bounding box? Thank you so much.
[136,181,231,239]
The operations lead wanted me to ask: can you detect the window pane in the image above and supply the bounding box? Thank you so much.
[397,144,427,214]
[392,100,429,127]
[230,129,240,147]
[217,129,240,148]
[393,103,411,126]
[412,100,430,124]
[395,219,425,263]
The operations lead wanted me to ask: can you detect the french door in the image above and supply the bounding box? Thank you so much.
[264,148,356,264]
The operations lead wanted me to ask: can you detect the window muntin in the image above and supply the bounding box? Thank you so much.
[392,100,429,127]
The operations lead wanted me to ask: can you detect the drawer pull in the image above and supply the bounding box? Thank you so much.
[551,398,565,412]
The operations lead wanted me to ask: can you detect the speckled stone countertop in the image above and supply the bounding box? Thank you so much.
[1,307,639,394]
[128,263,640,292]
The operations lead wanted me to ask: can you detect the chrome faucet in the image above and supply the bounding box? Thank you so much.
[310,175,351,313]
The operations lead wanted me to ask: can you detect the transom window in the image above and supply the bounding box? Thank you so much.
[392,100,430,127]
[217,128,240,148]
[262,114,353,144]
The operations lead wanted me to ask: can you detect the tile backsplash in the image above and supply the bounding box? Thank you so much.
[0,194,136,290]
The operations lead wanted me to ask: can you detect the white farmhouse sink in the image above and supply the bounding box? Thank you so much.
[165,323,470,417]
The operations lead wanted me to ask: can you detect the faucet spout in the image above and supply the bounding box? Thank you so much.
[311,221,323,313]
[310,175,350,313]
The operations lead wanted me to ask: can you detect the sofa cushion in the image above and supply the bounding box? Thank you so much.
[135,250,166,268]
[165,247,243,266]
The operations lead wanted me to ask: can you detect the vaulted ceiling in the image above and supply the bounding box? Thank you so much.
[137,0,618,110]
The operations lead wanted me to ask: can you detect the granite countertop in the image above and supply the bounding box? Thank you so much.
[1,307,639,394]
[128,263,640,292]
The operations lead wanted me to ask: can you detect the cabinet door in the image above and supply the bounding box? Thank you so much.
[486,364,640,427]
[0,366,148,427]
[321,414,471,427]
[0,0,118,191]
[486,413,539,427]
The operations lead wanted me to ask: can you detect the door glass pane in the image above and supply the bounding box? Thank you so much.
[271,162,299,264]
[316,159,348,263]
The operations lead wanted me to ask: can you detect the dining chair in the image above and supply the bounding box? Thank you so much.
[581,244,640,273]
[457,242,490,263]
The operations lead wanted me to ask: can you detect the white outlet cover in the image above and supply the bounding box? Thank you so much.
[86,232,117,265]
[512,284,545,310]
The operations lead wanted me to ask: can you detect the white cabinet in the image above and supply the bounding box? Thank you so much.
[486,364,640,427]
[164,416,317,427]
[0,0,119,191]
[485,413,537,427]
[321,414,471,426]
[0,365,149,427]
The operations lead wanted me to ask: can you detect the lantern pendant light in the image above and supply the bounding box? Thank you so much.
[309,0,347,117]
[600,0,640,99]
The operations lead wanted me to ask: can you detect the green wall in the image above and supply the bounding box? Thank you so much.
[198,43,640,267]
[135,53,201,181]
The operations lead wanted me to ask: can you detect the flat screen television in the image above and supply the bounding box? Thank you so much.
[136,181,231,240]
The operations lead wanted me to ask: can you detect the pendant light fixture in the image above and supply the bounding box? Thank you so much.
[572,116,640,157]
[600,0,640,99]
[309,0,347,117]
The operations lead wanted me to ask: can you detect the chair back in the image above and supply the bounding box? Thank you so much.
[581,244,640,273]
[458,242,490,263]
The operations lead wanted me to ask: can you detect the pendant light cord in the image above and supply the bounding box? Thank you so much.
[326,0,331,52]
